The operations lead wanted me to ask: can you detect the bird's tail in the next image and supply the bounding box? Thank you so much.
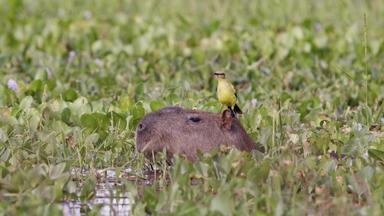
[228,104,243,117]
[234,104,243,114]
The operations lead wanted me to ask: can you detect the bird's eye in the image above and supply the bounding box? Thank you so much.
[188,116,201,123]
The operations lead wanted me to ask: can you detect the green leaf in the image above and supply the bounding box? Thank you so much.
[247,160,270,182]
[63,89,78,102]
[80,113,109,131]
[118,96,132,111]
[143,187,158,212]
[359,166,374,181]
[210,192,233,216]
[368,149,384,162]
[107,111,127,130]
[84,133,99,146]
[45,79,56,90]
[19,96,34,110]
[29,80,43,92]
[80,175,96,201]
[49,163,66,180]
[150,100,165,112]
[129,103,145,129]
[61,107,71,124]
[65,180,77,194]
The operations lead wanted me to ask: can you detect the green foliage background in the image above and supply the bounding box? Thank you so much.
[0,0,384,215]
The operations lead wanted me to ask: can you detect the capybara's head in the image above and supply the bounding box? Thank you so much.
[135,106,264,161]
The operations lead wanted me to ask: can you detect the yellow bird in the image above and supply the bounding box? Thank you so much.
[214,71,243,116]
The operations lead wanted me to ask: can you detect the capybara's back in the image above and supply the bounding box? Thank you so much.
[135,106,264,161]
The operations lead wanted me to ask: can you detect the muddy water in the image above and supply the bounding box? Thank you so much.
[61,168,151,216]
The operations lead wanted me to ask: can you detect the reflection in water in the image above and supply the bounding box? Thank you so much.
[61,168,140,216]
[61,191,132,215]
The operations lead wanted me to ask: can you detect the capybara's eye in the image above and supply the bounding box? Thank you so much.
[137,123,145,131]
[188,116,201,123]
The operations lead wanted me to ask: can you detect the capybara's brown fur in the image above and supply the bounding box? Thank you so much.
[135,106,264,161]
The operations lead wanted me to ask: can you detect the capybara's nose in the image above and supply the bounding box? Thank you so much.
[137,123,145,132]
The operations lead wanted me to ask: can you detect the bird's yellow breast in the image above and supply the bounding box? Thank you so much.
[217,80,236,107]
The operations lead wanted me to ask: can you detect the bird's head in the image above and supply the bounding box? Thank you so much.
[213,71,226,80]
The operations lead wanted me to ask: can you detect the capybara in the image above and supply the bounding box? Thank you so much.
[135,106,264,161]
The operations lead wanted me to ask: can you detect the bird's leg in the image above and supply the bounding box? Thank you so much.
[227,106,236,118]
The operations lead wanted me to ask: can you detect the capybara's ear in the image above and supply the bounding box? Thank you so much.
[221,109,233,130]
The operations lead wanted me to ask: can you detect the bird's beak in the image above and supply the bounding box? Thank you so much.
[213,72,225,78]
